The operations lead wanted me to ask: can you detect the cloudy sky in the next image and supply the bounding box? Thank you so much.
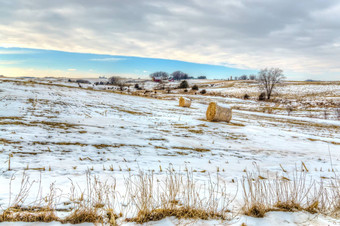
[1,0,340,80]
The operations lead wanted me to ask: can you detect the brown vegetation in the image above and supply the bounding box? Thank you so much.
[242,165,340,218]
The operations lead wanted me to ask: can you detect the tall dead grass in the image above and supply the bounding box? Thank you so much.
[242,165,340,218]
[125,169,235,223]
[63,170,123,224]
[1,172,59,222]
[0,169,235,224]
[1,166,339,224]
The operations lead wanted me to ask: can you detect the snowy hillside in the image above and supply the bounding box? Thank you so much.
[0,78,339,225]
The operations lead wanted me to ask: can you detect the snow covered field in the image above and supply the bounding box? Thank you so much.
[0,78,339,225]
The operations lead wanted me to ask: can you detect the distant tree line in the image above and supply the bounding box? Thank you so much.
[148,71,260,81]
[228,74,257,80]
[149,71,207,80]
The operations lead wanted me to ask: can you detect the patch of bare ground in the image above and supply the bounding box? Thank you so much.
[32,141,88,146]
[0,138,21,144]
[188,129,204,134]
[172,146,210,152]
[228,122,246,127]
[28,141,146,149]
[149,137,168,141]
[307,138,340,145]
[0,116,24,120]
[92,143,146,149]
[116,108,150,116]
[0,119,80,130]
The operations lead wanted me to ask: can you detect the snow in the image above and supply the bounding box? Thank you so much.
[0,78,339,225]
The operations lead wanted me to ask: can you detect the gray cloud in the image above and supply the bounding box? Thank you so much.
[1,0,340,78]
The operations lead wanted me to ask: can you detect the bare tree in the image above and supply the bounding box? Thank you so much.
[239,75,248,80]
[249,74,256,80]
[109,76,125,90]
[108,76,121,85]
[149,71,169,80]
[257,68,285,100]
[171,71,188,80]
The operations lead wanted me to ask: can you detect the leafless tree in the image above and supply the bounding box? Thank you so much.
[239,75,248,80]
[109,76,125,91]
[257,68,285,100]
[149,71,169,80]
[171,71,188,80]
[108,76,121,85]
[249,74,256,80]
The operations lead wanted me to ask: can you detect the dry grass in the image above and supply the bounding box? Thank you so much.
[193,148,210,152]
[124,169,234,223]
[242,165,340,218]
[118,109,146,116]
[0,209,59,222]
[0,116,23,120]
[126,207,225,223]
[1,173,60,222]
[171,146,210,152]
[1,166,339,224]
[0,171,118,224]
[62,208,103,224]
[188,129,204,134]
[0,120,79,130]
[0,138,21,144]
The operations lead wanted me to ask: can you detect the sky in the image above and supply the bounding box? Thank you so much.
[1,0,340,80]
[0,47,256,78]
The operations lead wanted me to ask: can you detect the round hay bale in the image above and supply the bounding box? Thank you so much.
[179,97,191,107]
[206,102,232,122]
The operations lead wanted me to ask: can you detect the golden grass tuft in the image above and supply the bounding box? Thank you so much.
[1,164,339,224]
[0,209,59,222]
[273,201,303,212]
[126,207,225,224]
[125,169,234,224]
[62,208,102,224]
[244,204,267,218]
[241,165,340,218]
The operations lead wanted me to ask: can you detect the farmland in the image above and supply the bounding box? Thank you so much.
[0,77,339,225]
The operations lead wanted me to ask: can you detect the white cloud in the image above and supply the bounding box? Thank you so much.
[0,50,35,54]
[1,67,95,78]
[67,68,76,71]
[0,60,22,65]
[90,57,125,62]
[0,0,340,78]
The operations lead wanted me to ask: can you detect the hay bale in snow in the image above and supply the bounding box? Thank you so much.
[179,97,191,107]
[206,102,232,122]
